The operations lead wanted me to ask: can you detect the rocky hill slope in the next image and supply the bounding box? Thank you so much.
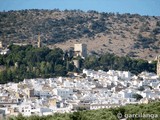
[0,9,160,60]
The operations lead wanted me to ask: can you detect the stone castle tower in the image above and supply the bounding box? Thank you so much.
[157,56,160,76]
[74,43,87,58]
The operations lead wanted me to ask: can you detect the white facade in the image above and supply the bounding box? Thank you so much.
[54,88,73,99]
[36,91,51,98]
[0,48,9,55]
[18,104,32,116]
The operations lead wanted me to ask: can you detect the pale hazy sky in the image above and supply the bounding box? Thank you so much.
[0,0,160,16]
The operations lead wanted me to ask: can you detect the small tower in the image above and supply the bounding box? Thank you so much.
[157,55,160,76]
[0,41,3,48]
[37,33,42,48]
[73,59,80,69]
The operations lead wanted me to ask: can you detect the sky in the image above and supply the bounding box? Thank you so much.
[0,0,160,16]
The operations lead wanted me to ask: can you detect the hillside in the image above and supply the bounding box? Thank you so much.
[0,9,160,60]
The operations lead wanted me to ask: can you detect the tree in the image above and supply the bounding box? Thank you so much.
[132,93,143,100]
[0,70,8,83]
[137,86,145,91]
[54,64,66,76]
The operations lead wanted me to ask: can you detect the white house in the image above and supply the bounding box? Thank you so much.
[54,88,73,100]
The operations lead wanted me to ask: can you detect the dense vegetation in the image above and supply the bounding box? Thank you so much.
[0,45,75,83]
[8,102,160,120]
[84,52,156,74]
[0,45,156,84]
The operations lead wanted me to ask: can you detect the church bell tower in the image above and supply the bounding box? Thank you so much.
[37,33,41,48]
[157,56,160,76]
